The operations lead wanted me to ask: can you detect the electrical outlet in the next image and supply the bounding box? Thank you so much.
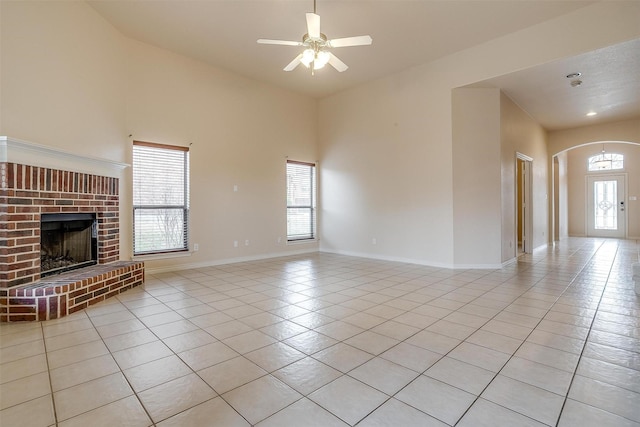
[372,238,377,245]
[233,240,238,248]
[193,243,199,251]
[277,237,282,243]
[245,240,250,246]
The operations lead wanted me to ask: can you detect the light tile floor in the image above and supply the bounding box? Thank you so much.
[1,237,639,426]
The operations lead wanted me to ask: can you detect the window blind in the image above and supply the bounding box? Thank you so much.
[286,160,316,241]
[133,141,189,255]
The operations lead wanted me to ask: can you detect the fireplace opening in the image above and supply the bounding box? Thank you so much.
[40,213,98,277]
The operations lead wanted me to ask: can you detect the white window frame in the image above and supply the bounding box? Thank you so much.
[286,160,316,242]
[588,152,624,172]
[132,141,190,256]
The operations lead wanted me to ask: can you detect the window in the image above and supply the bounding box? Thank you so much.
[588,152,623,171]
[133,141,189,255]
[593,180,618,230]
[286,160,316,241]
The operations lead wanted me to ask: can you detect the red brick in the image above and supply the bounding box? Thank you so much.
[7,198,33,205]
[16,253,39,262]
[8,305,36,315]
[15,190,38,197]
[89,295,105,305]
[16,237,40,246]
[60,295,67,316]
[69,303,87,313]
[15,206,40,213]
[25,165,31,189]
[49,296,58,319]
[38,298,47,320]
[9,314,37,321]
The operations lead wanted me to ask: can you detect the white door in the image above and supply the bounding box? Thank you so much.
[587,175,626,238]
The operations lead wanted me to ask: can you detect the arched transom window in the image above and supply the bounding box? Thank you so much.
[588,152,624,171]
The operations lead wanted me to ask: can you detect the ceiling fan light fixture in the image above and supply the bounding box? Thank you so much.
[257,0,372,74]
[315,51,330,69]
[301,49,315,67]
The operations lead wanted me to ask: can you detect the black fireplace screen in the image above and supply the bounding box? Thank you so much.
[40,213,97,277]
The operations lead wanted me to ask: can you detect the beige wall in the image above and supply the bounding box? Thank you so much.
[500,93,548,262]
[1,1,318,272]
[548,118,640,156]
[125,41,318,271]
[451,89,548,267]
[565,143,640,239]
[2,1,640,270]
[319,2,637,267]
[1,0,132,258]
[452,88,502,267]
[1,1,127,160]
[549,119,640,239]
[555,152,569,240]
[318,69,454,266]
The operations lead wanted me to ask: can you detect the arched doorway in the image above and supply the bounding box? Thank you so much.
[551,141,640,242]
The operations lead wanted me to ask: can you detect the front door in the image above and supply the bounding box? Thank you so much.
[587,175,626,238]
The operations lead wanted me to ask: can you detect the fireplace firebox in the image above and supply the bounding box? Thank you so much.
[40,213,98,277]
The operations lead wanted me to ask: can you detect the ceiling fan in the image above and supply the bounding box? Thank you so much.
[257,0,372,74]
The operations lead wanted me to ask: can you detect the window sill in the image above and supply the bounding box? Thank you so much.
[287,239,318,246]
[132,251,193,261]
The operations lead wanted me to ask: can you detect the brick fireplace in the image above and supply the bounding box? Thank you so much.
[1,137,144,322]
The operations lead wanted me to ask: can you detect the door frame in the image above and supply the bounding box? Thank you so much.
[585,173,627,238]
[516,153,533,255]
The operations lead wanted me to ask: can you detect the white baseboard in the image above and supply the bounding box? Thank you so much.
[144,248,318,275]
[145,243,567,276]
[320,248,504,270]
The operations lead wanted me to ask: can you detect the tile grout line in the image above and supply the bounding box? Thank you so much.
[451,239,610,426]
[40,320,60,426]
[118,243,594,426]
[554,239,634,427]
[338,252,551,425]
[85,308,159,427]
[3,239,635,426]
[111,287,254,427]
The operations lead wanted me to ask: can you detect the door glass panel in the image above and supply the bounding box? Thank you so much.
[594,180,617,230]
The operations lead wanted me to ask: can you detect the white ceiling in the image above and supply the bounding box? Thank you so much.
[470,38,640,131]
[87,0,640,131]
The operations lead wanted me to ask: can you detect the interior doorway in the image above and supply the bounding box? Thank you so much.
[516,154,533,255]
[586,174,626,238]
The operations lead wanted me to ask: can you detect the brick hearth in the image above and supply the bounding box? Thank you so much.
[1,261,144,322]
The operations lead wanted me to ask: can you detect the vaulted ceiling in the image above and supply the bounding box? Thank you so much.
[88,1,639,131]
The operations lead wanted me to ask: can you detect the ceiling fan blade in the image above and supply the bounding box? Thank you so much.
[328,53,348,72]
[328,35,373,48]
[306,13,321,38]
[257,39,303,46]
[284,54,303,71]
